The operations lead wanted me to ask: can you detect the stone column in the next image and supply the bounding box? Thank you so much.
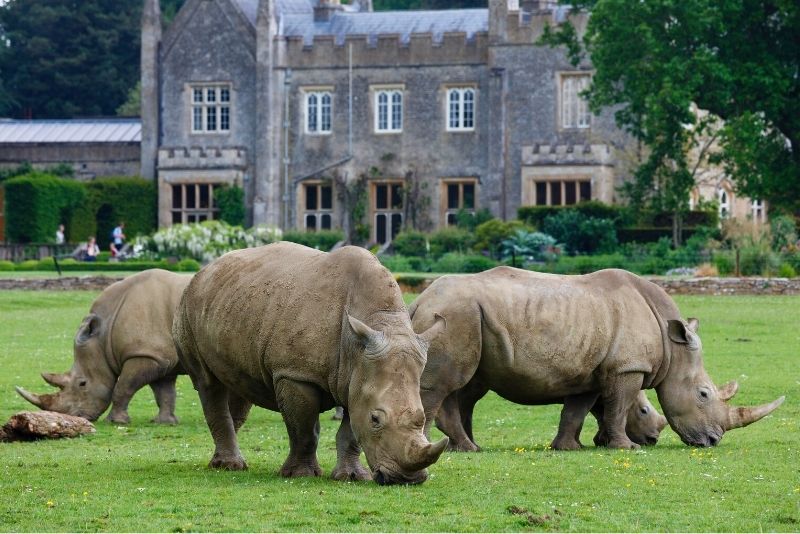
[140,0,161,181]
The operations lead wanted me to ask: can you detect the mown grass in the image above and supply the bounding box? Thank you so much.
[0,291,798,532]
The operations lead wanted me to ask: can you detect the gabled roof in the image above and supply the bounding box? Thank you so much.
[282,8,488,45]
[0,119,141,144]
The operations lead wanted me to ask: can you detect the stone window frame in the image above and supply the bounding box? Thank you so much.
[445,85,477,132]
[302,86,334,135]
[531,176,592,206]
[300,180,335,231]
[188,83,233,135]
[370,180,404,243]
[557,72,592,131]
[170,182,221,224]
[440,178,478,227]
[717,184,732,219]
[371,85,404,134]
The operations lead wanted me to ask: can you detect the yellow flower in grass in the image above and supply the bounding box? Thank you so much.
[46,500,54,508]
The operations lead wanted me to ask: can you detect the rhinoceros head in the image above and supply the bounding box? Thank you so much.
[656,318,784,447]
[345,313,449,485]
[16,313,115,421]
[625,391,668,446]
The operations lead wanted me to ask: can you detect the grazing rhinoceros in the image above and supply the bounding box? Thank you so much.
[16,269,191,424]
[172,242,448,485]
[411,267,783,449]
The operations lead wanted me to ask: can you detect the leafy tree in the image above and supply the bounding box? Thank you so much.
[542,0,800,218]
[0,0,141,118]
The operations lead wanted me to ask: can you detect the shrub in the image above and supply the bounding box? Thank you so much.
[500,230,559,265]
[379,255,414,273]
[771,215,798,251]
[474,219,528,259]
[215,185,246,226]
[391,230,428,257]
[542,211,617,255]
[175,258,202,272]
[713,252,735,276]
[778,263,796,278]
[4,172,86,243]
[281,230,345,251]
[431,253,498,273]
[15,260,41,271]
[534,253,628,274]
[429,227,475,257]
[739,246,780,276]
[0,260,15,271]
[454,208,494,232]
[518,201,631,229]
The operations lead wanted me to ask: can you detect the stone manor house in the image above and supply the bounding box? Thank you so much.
[138,0,765,241]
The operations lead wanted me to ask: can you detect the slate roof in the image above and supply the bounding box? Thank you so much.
[282,8,488,45]
[0,119,142,144]
[232,0,313,25]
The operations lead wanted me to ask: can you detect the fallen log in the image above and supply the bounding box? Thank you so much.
[0,411,95,442]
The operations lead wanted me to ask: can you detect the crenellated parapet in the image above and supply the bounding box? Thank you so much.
[282,31,488,68]
[490,0,588,46]
[521,143,613,167]
[158,146,248,170]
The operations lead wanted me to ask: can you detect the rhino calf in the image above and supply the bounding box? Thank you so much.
[17,269,190,424]
[412,267,783,449]
[173,242,448,485]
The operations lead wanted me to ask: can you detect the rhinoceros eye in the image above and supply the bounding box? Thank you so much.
[640,406,649,416]
[78,380,87,387]
[370,410,385,431]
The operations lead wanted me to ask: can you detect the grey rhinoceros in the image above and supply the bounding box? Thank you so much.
[16,269,191,424]
[411,267,783,449]
[172,242,448,485]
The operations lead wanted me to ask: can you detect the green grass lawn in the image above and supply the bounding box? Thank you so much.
[0,291,797,531]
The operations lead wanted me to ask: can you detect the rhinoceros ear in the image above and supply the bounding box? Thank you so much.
[687,318,700,332]
[75,313,102,344]
[667,319,690,345]
[418,313,447,348]
[347,315,388,356]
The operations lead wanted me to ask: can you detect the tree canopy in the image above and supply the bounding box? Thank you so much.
[543,0,799,213]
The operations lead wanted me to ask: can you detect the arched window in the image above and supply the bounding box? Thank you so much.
[751,199,765,223]
[718,188,730,219]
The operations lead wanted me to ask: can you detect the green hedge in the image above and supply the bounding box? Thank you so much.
[617,227,700,244]
[281,230,345,251]
[4,172,86,243]
[518,201,630,229]
[12,258,200,272]
[215,185,246,226]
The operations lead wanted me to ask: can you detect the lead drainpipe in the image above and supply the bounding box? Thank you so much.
[283,69,292,231]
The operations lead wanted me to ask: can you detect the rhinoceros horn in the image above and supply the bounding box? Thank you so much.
[725,396,785,430]
[405,436,449,472]
[41,372,69,389]
[15,386,55,410]
[716,380,739,401]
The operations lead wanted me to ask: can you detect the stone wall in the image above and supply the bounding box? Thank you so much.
[0,143,141,179]
[0,276,124,291]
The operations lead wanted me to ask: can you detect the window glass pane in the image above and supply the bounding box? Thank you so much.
[447,183,460,210]
[321,93,331,132]
[321,214,332,230]
[565,181,577,205]
[447,213,457,226]
[193,107,203,131]
[376,185,388,210]
[172,185,183,210]
[206,107,217,131]
[391,184,403,209]
[579,181,591,201]
[391,92,402,130]
[321,185,332,210]
[220,107,230,131]
[199,184,210,209]
[376,214,387,244]
[193,88,203,103]
[550,181,562,205]
[390,213,402,240]
[306,184,318,210]
[186,185,196,208]
[305,214,317,231]
[206,88,216,103]
[463,89,474,129]
[449,90,459,129]
[463,183,475,209]
[377,92,388,131]
[172,211,183,224]
[307,94,318,132]
[220,88,230,102]
[536,182,547,205]
[197,213,208,223]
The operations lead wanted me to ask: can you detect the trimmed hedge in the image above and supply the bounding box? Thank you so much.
[4,172,86,243]
[11,258,200,272]
[618,227,699,244]
[518,201,630,229]
[215,185,246,226]
[281,230,345,251]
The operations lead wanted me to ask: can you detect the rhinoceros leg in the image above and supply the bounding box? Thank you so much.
[435,392,479,452]
[150,375,179,425]
[106,357,166,425]
[589,399,610,446]
[196,379,248,470]
[275,378,323,478]
[331,410,371,481]
[228,393,253,433]
[551,392,599,450]
[600,373,643,450]
[456,379,489,448]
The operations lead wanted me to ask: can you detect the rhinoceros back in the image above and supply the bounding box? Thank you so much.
[173,242,405,408]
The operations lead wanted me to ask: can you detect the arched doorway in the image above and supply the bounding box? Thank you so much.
[95,204,115,250]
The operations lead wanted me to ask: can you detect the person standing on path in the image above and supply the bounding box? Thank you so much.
[111,222,126,257]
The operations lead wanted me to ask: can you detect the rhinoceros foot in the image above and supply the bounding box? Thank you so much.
[209,453,248,470]
[605,437,640,450]
[151,414,179,425]
[331,463,371,482]
[279,459,323,478]
[105,412,131,425]
[448,440,480,453]
[550,436,583,451]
